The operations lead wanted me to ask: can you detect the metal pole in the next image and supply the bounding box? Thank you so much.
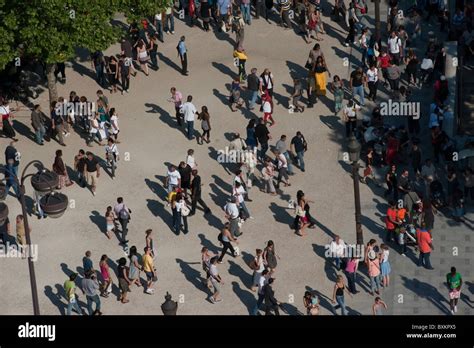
[374,0,381,41]
[19,184,40,315]
[352,162,364,246]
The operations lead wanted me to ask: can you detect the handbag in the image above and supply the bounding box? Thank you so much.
[248,259,259,270]
[305,59,313,70]
[181,205,190,217]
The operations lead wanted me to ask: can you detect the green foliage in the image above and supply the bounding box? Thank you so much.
[120,0,171,23]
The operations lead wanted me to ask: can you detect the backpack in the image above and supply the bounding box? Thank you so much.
[217,232,224,243]
[120,207,130,220]
[231,16,242,33]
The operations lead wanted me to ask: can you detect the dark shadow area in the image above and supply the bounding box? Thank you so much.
[212,62,238,80]
[89,210,104,234]
[228,259,252,289]
[212,88,231,108]
[146,199,173,231]
[158,52,182,73]
[44,284,66,315]
[176,258,208,295]
[269,202,293,225]
[231,281,255,315]
[198,232,219,251]
[12,120,36,143]
[313,243,338,283]
[400,276,451,314]
[145,177,167,201]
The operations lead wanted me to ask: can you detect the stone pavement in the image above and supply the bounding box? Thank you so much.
[0,1,472,316]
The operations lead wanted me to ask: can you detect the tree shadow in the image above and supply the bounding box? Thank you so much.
[175,258,208,295]
[399,276,451,314]
[231,281,257,315]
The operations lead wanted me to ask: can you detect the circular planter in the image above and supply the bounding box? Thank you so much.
[31,170,59,193]
[40,192,68,218]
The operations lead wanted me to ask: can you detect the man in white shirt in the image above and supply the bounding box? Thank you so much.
[166,165,181,193]
[224,196,241,237]
[252,269,269,315]
[275,150,290,189]
[366,64,379,101]
[387,31,402,65]
[180,95,197,140]
[233,181,251,219]
[329,235,347,270]
[343,100,361,137]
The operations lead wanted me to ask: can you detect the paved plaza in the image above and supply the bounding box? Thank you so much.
[0,2,473,316]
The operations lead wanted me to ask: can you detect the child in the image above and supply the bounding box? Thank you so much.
[105,206,115,239]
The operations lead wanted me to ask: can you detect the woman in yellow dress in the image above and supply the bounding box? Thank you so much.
[314,55,331,96]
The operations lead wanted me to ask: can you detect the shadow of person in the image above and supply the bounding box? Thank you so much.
[211,62,238,80]
[198,232,219,251]
[12,120,36,143]
[279,302,304,315]
[231,281,256,314]
[228,260,252,288]
[44,285,66,315]
[158,52,182,73]
[145,177,167,201]
[175,258,209,295]
[269,202,294,225]
[89,210,105,235]
[400,276,451,314]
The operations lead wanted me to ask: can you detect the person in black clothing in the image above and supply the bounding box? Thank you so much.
[384,164,398,202]
[178,161,193,200]
[91,51,107,87]
[263,278,280,315]
[54,62,66,83]
[50,101,66,146]
[74,149,87,188]
[190,169,211,216]
[255,118,270,162]
[118,55,131,94]
[246,68,261,110]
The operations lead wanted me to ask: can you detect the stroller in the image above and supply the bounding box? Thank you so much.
[430,180,446,209]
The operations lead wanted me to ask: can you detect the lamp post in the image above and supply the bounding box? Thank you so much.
[1,161,68,315]
[161,292,178,315]
[347,136,364,247]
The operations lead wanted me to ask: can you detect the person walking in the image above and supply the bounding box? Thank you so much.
[64,273,82,315]
[104,206,115,240]
[329,235,346,270]
[263,240,279,275]
[147,33,159,70]
[136,39,150,76]
[31,104,46,145]
[117,257,132,303]
[416,223,434,269]
[118,54,131,94]
[275,135,294,176]
[168,87,184,127]
[74,149,87,188]
[342,100,361,137]
[81,271,102,315]
[177,36,188,75]
[178,161,192,200]
[145,229,156,258]
[372,297,388,315]
[349,67,366,106]
[217,222,239,263]
[114,197,131,245]
[51,101,66,146]
[255,117,271,161]
[303,291,320,315]
[290,131,307,172]
[180,95,197,140]
[165,165,181,194]
[53,149,74,189]
[197,106,211,144]
[142,247,156,294]
[201,247,215,289]
[345,256,360,294]
[107,56,119,93]
[190,169,211,216]
[252,269,269,315]
[82,250,94,274]
[209,256,223,303]
[366,63,379,101]
[224,196,241,237]
[231,11,246,48]
[91,50,107,87]
[174,192,190,234]
[367,249,382,296]
[446,266,462,314]
[250,249,265,291]
[263,278,281,315]
[99,255,113,297]
[247,68,261,110]
[275,150,290,189]
[233,45,248,82]
[380,244,391,287]
[332,275,352,315]
[259,69,275,98]
[331,75,344,114]
[128,246,142,288]
[84,152,100,196]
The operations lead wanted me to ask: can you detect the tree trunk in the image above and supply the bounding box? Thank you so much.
[46,63,58,105]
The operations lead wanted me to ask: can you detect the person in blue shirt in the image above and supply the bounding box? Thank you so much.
[218,0,231,32]
[177,36,188,75]
[83,250,94,274]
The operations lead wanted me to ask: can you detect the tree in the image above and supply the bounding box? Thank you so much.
[120,0,170,24]
[0,0,19,71]
[1,0,120,105]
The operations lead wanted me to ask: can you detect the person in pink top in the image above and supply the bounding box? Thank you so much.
[344,255,360,294]
[168,87,184,126]
[367,249,381,296]
[99,254,113,298]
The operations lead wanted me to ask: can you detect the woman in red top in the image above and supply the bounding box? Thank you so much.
[385,131,399,165]
[377,50,391,87]
[0,99,18,141]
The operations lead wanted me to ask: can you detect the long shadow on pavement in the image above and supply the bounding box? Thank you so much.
[44,285,67,315]
[312,243,339,283]
[176,258,209,295]
[231,281,255,315]
[399,276,451,315]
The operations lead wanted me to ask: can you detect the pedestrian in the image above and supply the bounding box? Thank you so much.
[386,61,401,92]
[104,206,115,240]
[294,195,310,236]
[263,277,281,315]
[217,222,239,263]
[261,91,274,126]
[230,78,245,111]
[372,297,388,315]
[197,106,211,144]
[108,108,120,143]
[303,291,320,315]
[275,150,290,189]
[114,197,131,245]
[142,247,156,294]
[416,222,434,270]
[332,275,351,315]
[178,161,192,200]
[81,271,102,315]
[120,38,137,77]
[0,100,17,141]
[344,255,360,294]
[190,169,211,215]
[359,28,369,67]
[147,33,159,70]
[177,36,188,75]
[201,0,211,31]
[168,87,184,126]
[263,240,279,274]
[117,257,131,303]
[106,56,119,93]
[250,249,265,291]
[387,31,402,65]
[291,78,305,113]
[136,39,150,76]
[259,69,275,98]
[233,45,247,82]
[209,256,223,303]
[246,119,257,149]
[74,149,87,188]
[145,229,156,258]
[173,192,190,234]
[0,215,11,246]
[224,196,241,237]
[51,101,66,146]
[275,135,294,175]
[64,273,82,315]
[331,75,344,114]
[233,181,251,219]
[349,67,366,106]
[342,100,361,137]
[290,131,307,172]
[82,250,94,274]
[118,54,131,94]
[180,95,197,140]
[231,11,246,48]
[128,246,142,288]
[314,56,331,97]
[366,63,379,101]
[255,117,271,161]
[99,255,113,297]
[367,249,382,296]
[384,165,398,201]
[53,149,74,189]
[247,68,261,110]
[165,165,181,193]
[380,244,391,287]
[463,168,474,203]
[84,152,100,196]
[446,266,462,314]
[329,235,347,270]
[91,50,107,87]
[30,104,45,145]
[201,247,215,289]
[252,269,269,315]
[385,200,400,242]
